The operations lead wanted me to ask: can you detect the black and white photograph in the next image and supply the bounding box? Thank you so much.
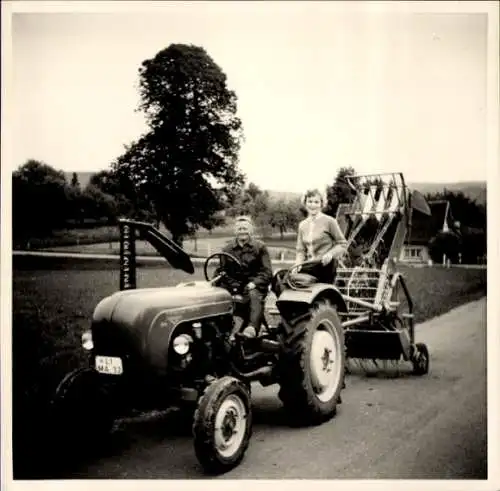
[2,0,498,487]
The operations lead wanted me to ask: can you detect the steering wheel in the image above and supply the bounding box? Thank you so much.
[203,252,243,283]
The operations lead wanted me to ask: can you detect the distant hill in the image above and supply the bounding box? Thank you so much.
[65,171,305,202]
[267,182,487,206]
[266,182,487,206]
[65,171,486,206]
[266,190,302,202]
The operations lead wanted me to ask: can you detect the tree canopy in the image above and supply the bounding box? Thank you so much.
[325,166,357,217]
[112,43,245,243]
[268,197,303,239]
[424,189,486,230]
[12,160,69,238]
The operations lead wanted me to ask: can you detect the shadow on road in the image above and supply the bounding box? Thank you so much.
[14,367,446,480]
[346,359,418,379]
[16,389,295,479]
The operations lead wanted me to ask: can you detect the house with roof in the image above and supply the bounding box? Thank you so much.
[400,200,456,264]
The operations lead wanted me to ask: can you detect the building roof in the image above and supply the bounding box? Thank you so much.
[406,200,452,245]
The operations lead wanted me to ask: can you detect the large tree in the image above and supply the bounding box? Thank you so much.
[112,43,245,244]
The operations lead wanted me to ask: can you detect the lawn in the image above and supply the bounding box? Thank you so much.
[14,223,299,260]
[11,256,486,478]
[39,235,298,260]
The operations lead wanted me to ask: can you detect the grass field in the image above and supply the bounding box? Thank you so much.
[11,256,486,478]
[39,235,298,260]
[14,222,298,255]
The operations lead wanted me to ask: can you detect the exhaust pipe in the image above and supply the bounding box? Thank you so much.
[230,364,273,381]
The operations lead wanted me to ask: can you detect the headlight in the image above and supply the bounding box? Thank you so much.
[173,334,193,355]
[81,330,94,351]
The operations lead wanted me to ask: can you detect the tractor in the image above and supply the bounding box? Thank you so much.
[51,218,347,475]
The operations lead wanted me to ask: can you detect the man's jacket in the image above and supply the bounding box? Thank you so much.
[217,238,273,295]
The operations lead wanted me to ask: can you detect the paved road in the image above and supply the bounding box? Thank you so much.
[64,298,487,479]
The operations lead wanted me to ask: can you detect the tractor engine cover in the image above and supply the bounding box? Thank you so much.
[91,284,233,374]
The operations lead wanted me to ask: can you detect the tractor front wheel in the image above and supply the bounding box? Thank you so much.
[279,301,346,426]
[193,376,252,475]
[50,368,116,457]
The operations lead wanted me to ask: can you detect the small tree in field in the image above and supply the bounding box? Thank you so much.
[268,198,302,239]
[112,43,245,244]
[325,166,357,217]
[88,169,142,221]
[70,172,80,189]
[12,160,69,239]
[428,230,462,264]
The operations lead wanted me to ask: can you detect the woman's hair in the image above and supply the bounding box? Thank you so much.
[301,188,325,208]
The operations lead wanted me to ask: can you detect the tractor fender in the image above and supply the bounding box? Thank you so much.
[275,284,347,325]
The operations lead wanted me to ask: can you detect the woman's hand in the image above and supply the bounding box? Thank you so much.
[322,246,347,265]
[321,250,335,265]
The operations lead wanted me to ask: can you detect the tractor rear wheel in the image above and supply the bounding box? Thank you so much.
[278,301,345,426]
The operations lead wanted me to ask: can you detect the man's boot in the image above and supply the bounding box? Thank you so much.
[241,325,257,338]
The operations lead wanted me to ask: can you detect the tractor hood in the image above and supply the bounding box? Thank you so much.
[91,283,233,373]
[117,219,195,292]
[137,221,195,274]
[93,283,233,329]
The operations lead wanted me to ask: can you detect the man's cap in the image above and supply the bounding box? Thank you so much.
[235,215,254,226]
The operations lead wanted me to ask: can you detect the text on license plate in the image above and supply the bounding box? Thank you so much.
[95,356,123,375]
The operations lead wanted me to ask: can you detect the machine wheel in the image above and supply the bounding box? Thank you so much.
[411,342,430,375]
[50,367,116,455]
[193,376,252,475]
[278,301,346,426]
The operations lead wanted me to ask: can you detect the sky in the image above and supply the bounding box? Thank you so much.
[10,2,491,193]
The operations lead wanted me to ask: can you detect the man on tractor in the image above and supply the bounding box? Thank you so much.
[217,216,273,338]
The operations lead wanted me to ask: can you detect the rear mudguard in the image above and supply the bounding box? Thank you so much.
[275,284,347,325]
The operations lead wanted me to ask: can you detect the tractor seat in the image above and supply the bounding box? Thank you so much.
[287,272,319,289]
[271,270,320,296]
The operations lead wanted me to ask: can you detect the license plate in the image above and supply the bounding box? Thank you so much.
[95,356,123,375]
